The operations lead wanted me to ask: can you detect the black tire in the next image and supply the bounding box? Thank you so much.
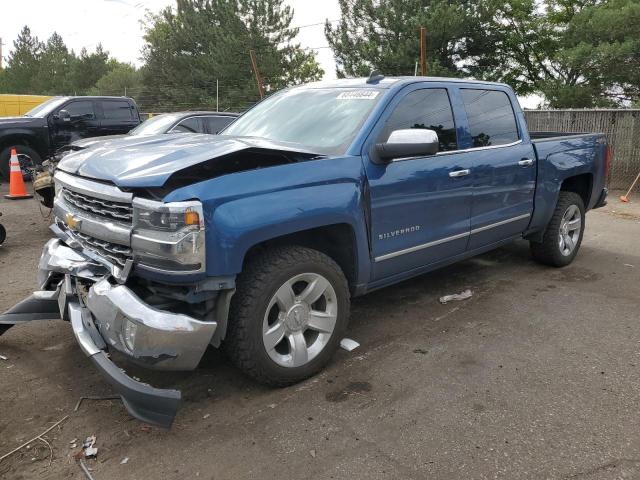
[0,145,42,180]
[530,191,585,267]
[0,224,5,245]
[225,246,350,387]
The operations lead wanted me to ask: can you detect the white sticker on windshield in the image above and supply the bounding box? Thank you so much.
[337,90,380,100]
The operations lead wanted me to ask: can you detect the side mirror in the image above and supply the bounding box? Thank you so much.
[374,129,439,162]
[57,110,71,122]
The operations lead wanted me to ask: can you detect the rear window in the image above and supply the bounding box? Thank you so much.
[460,89,519,147]
[102,100,134,120]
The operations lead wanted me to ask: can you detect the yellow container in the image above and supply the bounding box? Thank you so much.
[0,94,52,117]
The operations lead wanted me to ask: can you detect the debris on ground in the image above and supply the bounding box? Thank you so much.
[0,415,69,463]
[203,413,210,419]
[120,457,129,464]
[340,338,360,352]
[0,354,7,360]
[624,264,634,267]
[140,425,151,433]
[310,449,317,458]
[74,395,120,412]
[439,289,473,304]
[78,458,96,480]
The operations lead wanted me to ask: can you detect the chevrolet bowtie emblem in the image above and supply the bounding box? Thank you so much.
[65,212,82,231]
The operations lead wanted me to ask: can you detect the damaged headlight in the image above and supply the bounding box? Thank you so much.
[132,198,206,274]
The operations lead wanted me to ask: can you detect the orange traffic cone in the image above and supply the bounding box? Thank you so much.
[4,148,33,200]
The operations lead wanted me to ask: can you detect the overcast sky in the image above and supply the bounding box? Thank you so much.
[0,0,539,107]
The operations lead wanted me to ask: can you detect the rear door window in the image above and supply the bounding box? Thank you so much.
[102,100,134,120]
[460,89,519,147]
[172,117,202,133]
[383,88,458,152]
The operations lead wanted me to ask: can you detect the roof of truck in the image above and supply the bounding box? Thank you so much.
[303,76,510,90]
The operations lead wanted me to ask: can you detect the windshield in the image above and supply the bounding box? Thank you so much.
[24,97,68,117]
[129,113,183,136]
[221,88,383,154]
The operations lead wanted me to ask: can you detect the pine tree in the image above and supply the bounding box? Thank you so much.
[141,0,323,112]
[2,26,43,94]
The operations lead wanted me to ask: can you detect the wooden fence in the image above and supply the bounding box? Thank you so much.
[524,109,640,190]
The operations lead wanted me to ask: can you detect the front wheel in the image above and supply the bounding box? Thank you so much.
[530,191,585,267]
[0,145,42,180]
[225,246,350,386]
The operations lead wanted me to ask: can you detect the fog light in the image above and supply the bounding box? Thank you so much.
[123,319,138,352]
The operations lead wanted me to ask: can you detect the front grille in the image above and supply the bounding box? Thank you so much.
[63,188,133,222]
[72,231,132,268]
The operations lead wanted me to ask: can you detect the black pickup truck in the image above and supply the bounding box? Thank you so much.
[0,96,141,179]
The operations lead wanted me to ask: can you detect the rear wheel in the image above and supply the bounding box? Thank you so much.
[225,246,350,386]
[530,191,585,267]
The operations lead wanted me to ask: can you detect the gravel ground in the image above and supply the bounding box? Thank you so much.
[1,183,639,480]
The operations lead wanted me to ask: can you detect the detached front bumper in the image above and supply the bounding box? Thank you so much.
[3,238,218,427]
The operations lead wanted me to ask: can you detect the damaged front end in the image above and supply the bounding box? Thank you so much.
[0,171,234,427]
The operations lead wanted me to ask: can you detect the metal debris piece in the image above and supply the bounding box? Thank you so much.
[340,338,360,352]
[84,446,98,458]
[83,436,96,449]
[75,395,120,412]
[120,457,129,465]
[69,438,78,445]
[78,459,96,480]
[439,289,473,304]
[0,354,7,360]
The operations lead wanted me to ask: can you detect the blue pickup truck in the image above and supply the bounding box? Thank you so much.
[0,75,610,426]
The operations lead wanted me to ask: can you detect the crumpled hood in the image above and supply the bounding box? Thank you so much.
[57,133,321,188]
[71,134,128,149]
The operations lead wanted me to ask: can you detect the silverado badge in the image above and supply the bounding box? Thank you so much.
[379,225,421,240]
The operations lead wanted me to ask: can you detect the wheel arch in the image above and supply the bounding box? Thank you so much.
[0,131,45,155]
[242,223,361,294]
[560,173,593,209]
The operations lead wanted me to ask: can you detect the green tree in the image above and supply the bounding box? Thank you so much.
[33,32,74,94]
[88,63,143,96]
[324,0,500,78]
[1,26,43,94]
[481,0,640,107]
[68,44,112,94]
[141,0,323,112]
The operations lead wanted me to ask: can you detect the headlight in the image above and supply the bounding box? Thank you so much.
[132,198,206,274]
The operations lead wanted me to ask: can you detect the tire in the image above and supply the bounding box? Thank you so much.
[225,246,350,386]
[0,145,42,180]
[0,224,5,245]
[530,191,585,267]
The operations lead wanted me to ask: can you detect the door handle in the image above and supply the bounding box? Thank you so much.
[518,158,535,166]
[449,169,470,178]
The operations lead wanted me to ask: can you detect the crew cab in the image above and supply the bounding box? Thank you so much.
[0,96,141,178]
[0,76,610,427]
